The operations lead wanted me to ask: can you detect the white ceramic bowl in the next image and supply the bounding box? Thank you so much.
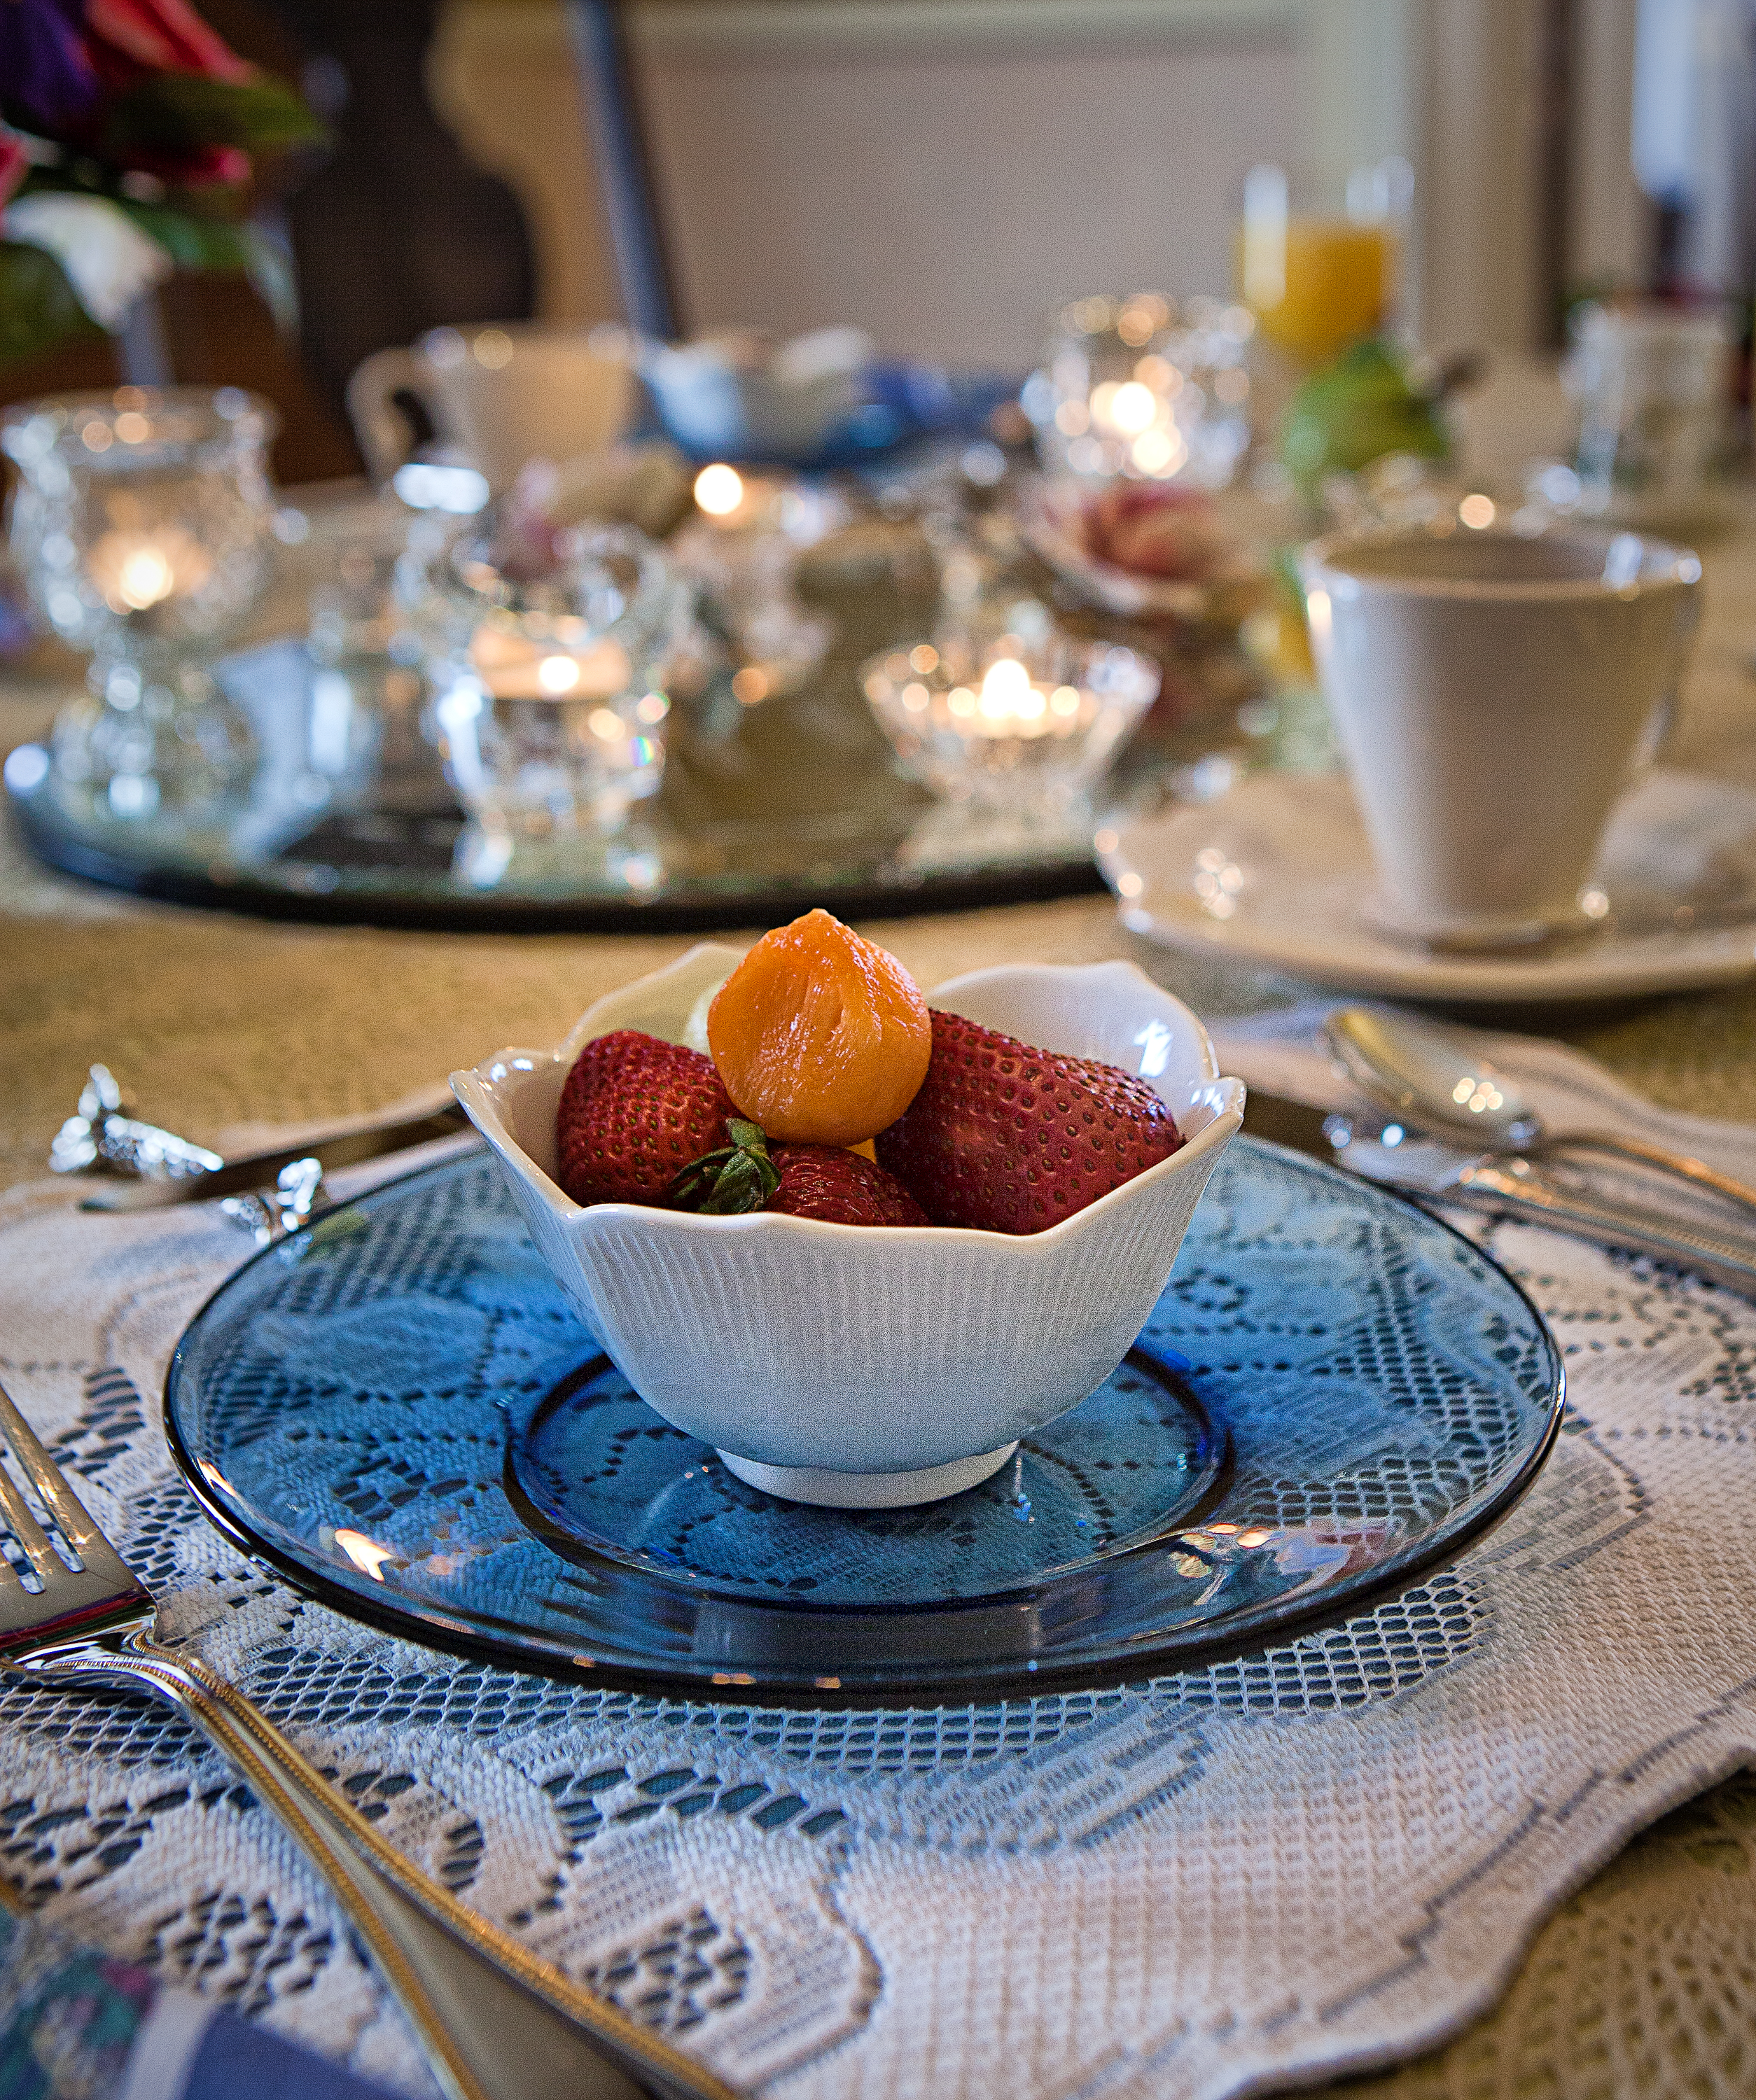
[640,328,871,460]
[452,947,1243,1506]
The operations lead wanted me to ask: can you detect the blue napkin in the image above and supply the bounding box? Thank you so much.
[0,1908,399,2100]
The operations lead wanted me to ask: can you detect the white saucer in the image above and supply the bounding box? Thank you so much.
[1100,767,1756,1004]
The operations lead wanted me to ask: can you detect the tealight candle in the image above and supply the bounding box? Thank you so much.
[86,524,212,614]
[690,463,796,532]
[467,624,632,703]
[938,657,1092,740]
[865,636,1158,812]
[1023,291,1253,484]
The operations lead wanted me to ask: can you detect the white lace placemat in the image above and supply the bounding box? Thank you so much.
[3,1076,1755,2100]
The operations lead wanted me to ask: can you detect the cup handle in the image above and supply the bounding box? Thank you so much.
[347,346,436,484]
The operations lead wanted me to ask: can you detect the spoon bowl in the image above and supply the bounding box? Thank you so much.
[1324,1007,1756,1222]
[1325,1010,1541,1147]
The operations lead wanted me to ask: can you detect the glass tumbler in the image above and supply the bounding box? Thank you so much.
[1236,162,1409,370]
[300,493,426,807]
[403,517,676,859]
[1,387,277,818]
[1568,302,1732,524]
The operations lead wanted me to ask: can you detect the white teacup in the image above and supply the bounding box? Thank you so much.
[1301,526,1702,948]
[347,323,636,491]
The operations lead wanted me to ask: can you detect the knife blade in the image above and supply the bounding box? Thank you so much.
[78,1104,474,1212]
[1242,1087,1756,1299]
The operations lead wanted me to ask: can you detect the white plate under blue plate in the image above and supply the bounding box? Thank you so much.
[1101,767,1756,1005]
[163,1140,1561,1703]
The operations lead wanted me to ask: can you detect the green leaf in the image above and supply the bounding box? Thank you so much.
[111,203,298,330]
[114,199,249,270]
[104,71,326,159]
[0,241,102,368]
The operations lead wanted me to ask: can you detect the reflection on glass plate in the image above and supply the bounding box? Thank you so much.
[8,638,1110,929]
[165,1141,1561,1702]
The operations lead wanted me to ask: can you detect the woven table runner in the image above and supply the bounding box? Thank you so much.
[2,1069,1756,2100]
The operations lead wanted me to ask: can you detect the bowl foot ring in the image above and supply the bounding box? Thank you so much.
[715,1442,1020,1507]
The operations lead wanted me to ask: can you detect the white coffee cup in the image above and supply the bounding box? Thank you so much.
[1301,526,1702,948]
[347,323,636,491]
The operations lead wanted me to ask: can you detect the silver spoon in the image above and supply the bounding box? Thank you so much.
[1324,1007,1756,1223]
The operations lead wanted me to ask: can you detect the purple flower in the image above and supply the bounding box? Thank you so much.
[0,0,102,139]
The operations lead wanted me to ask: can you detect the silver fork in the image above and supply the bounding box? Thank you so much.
[0,1375,739,2100]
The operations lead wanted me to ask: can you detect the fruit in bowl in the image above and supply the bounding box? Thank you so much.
[453,917,1244,1507]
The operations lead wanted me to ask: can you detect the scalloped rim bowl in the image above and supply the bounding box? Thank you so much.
[452,947,1244,1506]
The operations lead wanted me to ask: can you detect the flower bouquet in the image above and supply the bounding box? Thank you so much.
[0,0,321,367]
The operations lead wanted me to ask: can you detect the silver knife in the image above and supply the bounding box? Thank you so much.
[1243,1088,1756,1301]
[78,1105,474,1212]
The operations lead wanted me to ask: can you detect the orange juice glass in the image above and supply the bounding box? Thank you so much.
[1238,163,1406,367]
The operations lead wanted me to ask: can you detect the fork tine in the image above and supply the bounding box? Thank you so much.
[0,1462,60,1583]
[0,1378,139,1591]
[0,1380,99,1545]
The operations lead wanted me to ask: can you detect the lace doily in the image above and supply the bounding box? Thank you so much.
[2,1140,1756,2100]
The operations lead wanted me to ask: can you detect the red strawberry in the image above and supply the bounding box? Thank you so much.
[768,1145,929,1226]
[874,1010,1183,1233]
[555,1029,738,1206]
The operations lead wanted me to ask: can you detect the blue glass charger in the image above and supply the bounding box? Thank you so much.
[165,1140,1563,1702]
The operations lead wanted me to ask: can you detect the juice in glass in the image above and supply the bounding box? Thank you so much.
[1238,164,1403,366]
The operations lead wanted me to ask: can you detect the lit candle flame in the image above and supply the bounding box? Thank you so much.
[536,654,582,694]
[1107,382,1157,435]
[118,546,173,610]
[694,463,745,517]
[87,526,211,614]
[468,626,632,701]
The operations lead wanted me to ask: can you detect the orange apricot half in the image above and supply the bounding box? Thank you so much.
[707,909,932,1146]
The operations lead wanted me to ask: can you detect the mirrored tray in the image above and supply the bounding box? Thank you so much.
[165,1140,1563,1703]
[7,633,1110,930]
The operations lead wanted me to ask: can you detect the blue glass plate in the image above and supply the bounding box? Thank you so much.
[164,1140,1563,1702]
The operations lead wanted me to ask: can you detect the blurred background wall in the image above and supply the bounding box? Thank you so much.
[433,1,1307,365]
[430,0,1647,365]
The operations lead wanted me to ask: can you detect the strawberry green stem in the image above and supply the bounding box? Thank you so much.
[669,1118,780,1214]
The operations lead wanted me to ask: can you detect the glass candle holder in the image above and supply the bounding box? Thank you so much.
[403,517,675,852]
[295,493,432,808]
[669,464,842,702]
[1568,301,1733,525]
[1,387,277,818]
[1022,293,1255,487]
[863,629,1159,815]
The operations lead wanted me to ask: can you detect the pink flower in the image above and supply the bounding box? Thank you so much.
[0,134,29,208]
[82,0,252,87]
[123,139,249,187]
[84,0,258,187]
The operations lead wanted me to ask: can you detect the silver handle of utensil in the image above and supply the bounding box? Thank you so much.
[1445,1160,1756,1298]
[1532,1128,1756,1222]
[32,1632,739,2100]
[78,1107,473,1212]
